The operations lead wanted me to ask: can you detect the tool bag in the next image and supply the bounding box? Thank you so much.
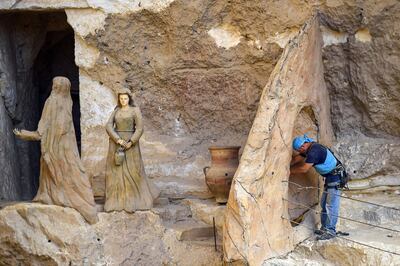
[326,147,349,189]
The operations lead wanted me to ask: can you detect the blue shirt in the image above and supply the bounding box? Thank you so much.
[302,143,339,183]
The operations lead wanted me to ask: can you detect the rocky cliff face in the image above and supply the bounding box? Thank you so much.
[72,0,400,195]
[0,0,399,265]
[319,1,400,189]
[223,17,334,264]
[74,0,291,197]
[0,202,222,265]
[0,19,20,200]
[0,0,398,198]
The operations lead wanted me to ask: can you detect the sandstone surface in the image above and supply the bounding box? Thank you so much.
[0,202,222,265]
[0,0,398,200]
[265,191,400,265]
[0,1,399,265]
[265,234,400,266]
[224,17,334,265]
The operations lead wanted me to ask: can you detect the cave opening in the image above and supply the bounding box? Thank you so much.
[288,106,320,226]
[0,11,79,200]
[33,17,81,152]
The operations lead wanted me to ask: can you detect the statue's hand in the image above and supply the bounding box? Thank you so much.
[124,141,133,150]
[13,128,22,137]
[12,129,40,141]
[117,138,126,146]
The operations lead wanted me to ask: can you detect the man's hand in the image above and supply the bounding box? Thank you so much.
[290,162,313,175]
[290,154,304,166]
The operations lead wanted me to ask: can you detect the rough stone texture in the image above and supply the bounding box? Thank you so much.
[334,136,400,189]
[0,0,88,10]
[183,198,226,233]
[0,19,21,200]
[0,14,49,200]
[0,2,399,264]
[12,14,49,200]
[66,9,107,38]
[4,0,397,199]
[67,0,400,198]
[338,190,400,231]
[63,0,297,197]
[320,0,400,189]
[264,189,400,265]
[0,0,397,203]
[0,13,78,200]
[78,72,115,197]
[223,18,334,265]
[0,203,222,265]
[265,234,400,266]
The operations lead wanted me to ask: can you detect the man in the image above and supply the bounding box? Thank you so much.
[290,134,341,240]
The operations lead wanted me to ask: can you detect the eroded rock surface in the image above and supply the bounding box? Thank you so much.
[223,17,334,265]
[0,203,222,265]
[265,235,400,266]
[320,1,400,189]
[0,0,398,200]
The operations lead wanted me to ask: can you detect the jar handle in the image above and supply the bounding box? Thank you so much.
[203,166,210,176]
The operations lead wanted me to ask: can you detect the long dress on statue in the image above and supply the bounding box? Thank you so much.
[30,77,98,224]
[104,106,159,212]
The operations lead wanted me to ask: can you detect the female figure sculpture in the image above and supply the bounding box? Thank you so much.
[13,76,98,224]
[104,89,159,212]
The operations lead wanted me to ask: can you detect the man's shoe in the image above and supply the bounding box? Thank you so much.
[337,231,349,236]
[316,232,336,241]
[314,228,326,235]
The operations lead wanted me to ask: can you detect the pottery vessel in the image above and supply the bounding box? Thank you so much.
[203,146,240,203]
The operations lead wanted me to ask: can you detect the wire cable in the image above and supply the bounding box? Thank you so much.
[281,215,400,257]
[283,198,400,234]
[283,180,400,212]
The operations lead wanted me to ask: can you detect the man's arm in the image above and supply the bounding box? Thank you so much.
[290,154,305,166]
[290,162,313,175]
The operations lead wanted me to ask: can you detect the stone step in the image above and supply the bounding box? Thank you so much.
[182,198,226,233]
[166,219,219,241]
[152,176,213,199]
[180,226,214,241]
[152,202,192,222]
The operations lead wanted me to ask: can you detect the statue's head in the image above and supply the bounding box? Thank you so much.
[52,76,71,95]
[117,88,134,108]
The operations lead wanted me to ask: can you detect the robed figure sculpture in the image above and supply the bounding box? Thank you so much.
[104,88,159,212]
[14,76,98,224]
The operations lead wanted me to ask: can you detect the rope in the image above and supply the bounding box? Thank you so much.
[283,198,400,234]
[283,180,400,212]
[281,216,400,257]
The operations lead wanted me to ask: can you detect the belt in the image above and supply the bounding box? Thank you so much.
[324,181,340,190]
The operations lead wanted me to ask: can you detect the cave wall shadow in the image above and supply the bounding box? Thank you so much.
[0,11,79,200]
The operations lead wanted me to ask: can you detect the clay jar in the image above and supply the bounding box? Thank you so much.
[203,146,240,203]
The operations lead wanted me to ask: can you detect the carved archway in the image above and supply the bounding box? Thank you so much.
[288,106,320,226]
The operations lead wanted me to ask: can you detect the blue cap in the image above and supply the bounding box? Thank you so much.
[292,134,315,150]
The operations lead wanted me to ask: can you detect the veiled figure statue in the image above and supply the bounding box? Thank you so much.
[105,89,159,212]
[13,76,98,224]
